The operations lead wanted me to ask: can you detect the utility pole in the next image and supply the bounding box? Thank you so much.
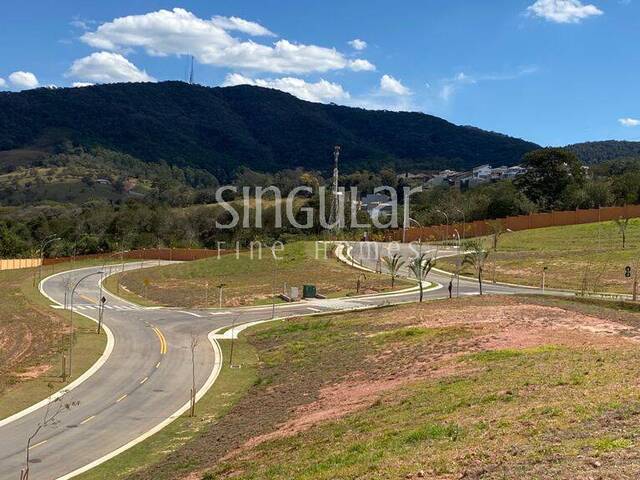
[328,146,341,235]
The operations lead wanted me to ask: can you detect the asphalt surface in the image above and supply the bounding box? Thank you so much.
[0,243,554,480]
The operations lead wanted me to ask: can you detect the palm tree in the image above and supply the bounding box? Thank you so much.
[408,253,435,302]
[381,254,406,287]
[462,241,491,295]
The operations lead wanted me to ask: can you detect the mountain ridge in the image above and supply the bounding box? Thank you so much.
[0,81,540,180]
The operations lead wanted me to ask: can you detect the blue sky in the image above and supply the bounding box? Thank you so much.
[0,0,637,146]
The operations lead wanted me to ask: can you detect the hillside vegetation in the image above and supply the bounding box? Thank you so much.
[567,140,640,165]
[0,82,539,180]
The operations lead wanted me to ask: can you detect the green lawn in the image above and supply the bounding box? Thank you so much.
[108,242,411,308]
[120,295,640,480]
[439,219,640,294]
[0,261,108,419]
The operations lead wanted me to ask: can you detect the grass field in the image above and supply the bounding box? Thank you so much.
[108,242,411,308]
[0,262,107,419]
[118,295,640,479]
[439,219,640,294]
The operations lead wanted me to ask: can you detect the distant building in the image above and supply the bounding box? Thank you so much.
[426,169,459,188]
[361,193,392,214]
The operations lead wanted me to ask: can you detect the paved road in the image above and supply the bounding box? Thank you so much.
[0,243,551,480]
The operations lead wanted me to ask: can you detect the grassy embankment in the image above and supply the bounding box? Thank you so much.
[102,295,640,480]
[0,261,108,419]
[106,241,411,308]
[438,219,640,294]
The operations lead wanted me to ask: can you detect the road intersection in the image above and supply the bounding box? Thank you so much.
[0,242,550,480]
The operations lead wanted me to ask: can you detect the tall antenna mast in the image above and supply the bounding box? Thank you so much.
[188,55,195,85]
[328,145,341,233]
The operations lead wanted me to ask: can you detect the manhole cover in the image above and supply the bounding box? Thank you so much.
[67,424,78,428]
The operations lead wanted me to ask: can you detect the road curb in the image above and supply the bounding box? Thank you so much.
[0,269,116,428]
[55,330,223,480]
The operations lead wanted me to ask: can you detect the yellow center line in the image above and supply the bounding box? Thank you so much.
[79,294,96,303]
[116,394,128,403]
[29,440,47,450]
[152,327,168,355]
[80,415,95,425]
[140,377,148,384]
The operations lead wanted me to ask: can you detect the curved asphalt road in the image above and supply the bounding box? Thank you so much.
[0,242,553,480]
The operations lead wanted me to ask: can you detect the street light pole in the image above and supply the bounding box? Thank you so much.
[435,210,449,245]
[38,236,60,282]
[453,229,461,298]
[271,251,278,319]
[68,271,103,379]
[454,208,466,240]
[217,283,227,308]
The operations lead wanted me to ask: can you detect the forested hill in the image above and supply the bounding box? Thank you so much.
[566,140,640,165]
[0,81,539,181]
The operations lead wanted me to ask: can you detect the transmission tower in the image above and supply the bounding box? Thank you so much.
[328,145,341,233]
[188,55,195,85]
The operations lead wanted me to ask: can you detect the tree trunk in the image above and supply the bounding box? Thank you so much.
[419,282,423,302]
[391,274,395,288]
[478,268,483,296]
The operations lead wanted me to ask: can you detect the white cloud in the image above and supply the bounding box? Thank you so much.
[0,78,5,88]
[9,71,39,90]
[527,0,603,23]
[349,59,376,72]
[619,117,640,127]
[222,73,350,103]
[66,52,155,84]
[72,82,95,88]
[80,8,374,74]
[210,15,275,36]
[380,74,411,96]
[348,39,367,50]
[438,67,537,102]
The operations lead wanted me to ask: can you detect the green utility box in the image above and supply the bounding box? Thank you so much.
[302,284,317,299]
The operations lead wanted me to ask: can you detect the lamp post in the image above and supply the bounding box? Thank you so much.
[38,236,60,282]
[217,283,227,308]
[271,250,278,319]
[229,313,241,368]
[435,209,449,245]
[453,229,461,298]
[454,208,466,240]
[68,271,104,378]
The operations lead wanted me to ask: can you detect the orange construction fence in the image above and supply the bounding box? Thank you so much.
[391,204,640,242]
[42,248,225,266]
